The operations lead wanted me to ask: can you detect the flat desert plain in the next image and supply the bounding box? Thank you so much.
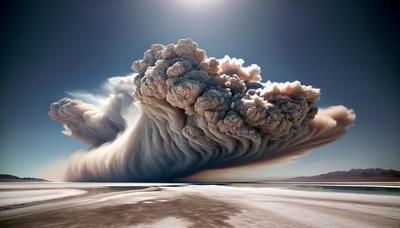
[0,182,399,227]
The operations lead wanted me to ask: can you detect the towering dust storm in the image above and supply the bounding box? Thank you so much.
[49,39,355,181]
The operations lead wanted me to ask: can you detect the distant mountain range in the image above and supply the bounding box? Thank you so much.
[0,174,48,182]
[1,168,400,182]
[286,168,400,182]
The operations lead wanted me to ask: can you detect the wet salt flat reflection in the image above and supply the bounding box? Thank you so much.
[0,182,399,227]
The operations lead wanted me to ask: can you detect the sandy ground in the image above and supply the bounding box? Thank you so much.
[0,183,399,227]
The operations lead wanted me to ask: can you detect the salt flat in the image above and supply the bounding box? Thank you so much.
[0,189,86,207]
[0,182,399,227]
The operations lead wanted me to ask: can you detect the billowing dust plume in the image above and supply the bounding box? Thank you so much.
[49,38,355,181]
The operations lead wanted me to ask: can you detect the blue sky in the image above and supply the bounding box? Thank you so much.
[0,0,399,178]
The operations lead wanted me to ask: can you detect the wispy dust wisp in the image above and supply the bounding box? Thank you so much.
[49,39,355,182]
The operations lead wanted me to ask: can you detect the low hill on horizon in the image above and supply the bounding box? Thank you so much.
[0,174,48,182]
[286,168,400,182]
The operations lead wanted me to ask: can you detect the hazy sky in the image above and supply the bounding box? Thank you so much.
[1,0,399,178]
